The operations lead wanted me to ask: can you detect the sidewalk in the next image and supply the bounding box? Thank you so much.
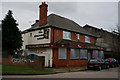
[45,66,87,73]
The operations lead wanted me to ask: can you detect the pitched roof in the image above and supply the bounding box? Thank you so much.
[22,14,97,37]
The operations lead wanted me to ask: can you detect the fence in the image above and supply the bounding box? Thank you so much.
[2,55,45,70]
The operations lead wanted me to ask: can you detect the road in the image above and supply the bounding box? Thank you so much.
[2,67,120,79]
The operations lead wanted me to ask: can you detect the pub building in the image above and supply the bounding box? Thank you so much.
[22,2,105,68]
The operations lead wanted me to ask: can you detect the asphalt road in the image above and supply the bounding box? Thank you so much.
[2,67,120,79]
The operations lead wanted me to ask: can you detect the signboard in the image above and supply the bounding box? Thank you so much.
[34,28,49,40]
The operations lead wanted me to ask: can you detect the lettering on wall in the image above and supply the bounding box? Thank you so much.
[34,28,49,40]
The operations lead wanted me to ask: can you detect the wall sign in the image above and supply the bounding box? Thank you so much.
[34,28,49,40]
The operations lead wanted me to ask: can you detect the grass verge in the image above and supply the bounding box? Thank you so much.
[2,65,55,74]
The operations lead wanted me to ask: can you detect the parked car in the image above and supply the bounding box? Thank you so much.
[105,58,119,67]
[87,59,109,71]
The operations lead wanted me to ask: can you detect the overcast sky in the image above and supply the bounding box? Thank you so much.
[1,2,118,32]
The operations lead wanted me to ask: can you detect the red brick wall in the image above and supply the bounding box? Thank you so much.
[71,32,78,41]
[39,2,48,26]
[51,28,63,43]
[80,34,85,42]
[2,56,44,70]
[50,28,96,44]
[90,37,96,44]
[52,48,88,68]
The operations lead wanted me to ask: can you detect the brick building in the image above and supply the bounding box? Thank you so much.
[22,2,105,68]
[83,24,120,59]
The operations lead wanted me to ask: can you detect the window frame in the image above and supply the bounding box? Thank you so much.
[63,31,71,40]
[58,48,67,60]
[77,34,80,39]
[85,36,90,43]
[93,50,99,59]
[70,48,79,60]
[80,49,88,60]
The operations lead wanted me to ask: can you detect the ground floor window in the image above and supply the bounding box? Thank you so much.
[70,48,79,60]
[99,51,103,59]
[93,50,98,59]
[58,48,67,60]
[80,49,87,59]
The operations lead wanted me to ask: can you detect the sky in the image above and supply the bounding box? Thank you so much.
[1,1,119,32]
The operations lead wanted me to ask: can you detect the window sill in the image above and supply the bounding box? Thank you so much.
[70,59,79,60]
[80,59,88,60]
[59,59,66,60]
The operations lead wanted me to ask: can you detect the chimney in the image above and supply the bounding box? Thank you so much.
[39,2,48,26]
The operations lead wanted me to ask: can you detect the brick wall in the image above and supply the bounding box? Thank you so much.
[2,56,45,70]
[51,28,96,44]
[52,48,88,68]
[90,37,96,44]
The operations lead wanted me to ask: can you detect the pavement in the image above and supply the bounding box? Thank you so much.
[2,67,120,79]
[44,66,87,73]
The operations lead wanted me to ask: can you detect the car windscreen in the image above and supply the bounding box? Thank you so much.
[89,59,98,63]
[105,59,110,62]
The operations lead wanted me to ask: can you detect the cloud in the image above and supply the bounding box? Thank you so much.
[1,2,118,32]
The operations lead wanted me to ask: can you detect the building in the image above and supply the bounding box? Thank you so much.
[83,24,120,59]
[22,2,105,68]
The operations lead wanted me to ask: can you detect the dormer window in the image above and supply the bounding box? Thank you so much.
[85,36,90,43]
[63,31,71,40]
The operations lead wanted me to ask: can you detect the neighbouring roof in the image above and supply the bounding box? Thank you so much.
[22,14,97,37]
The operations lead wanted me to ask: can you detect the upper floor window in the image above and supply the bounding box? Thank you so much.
[30,33,32,37]
[77,34,80,39]
[85,36,90,43]
[63,31,71,39]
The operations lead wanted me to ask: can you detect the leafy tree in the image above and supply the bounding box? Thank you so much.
[2,10,22,55]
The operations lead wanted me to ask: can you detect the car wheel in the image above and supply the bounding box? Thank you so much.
[98,66,102,71]
[107,65,109,69]
[117,64,119,67]
[112,65,114,68]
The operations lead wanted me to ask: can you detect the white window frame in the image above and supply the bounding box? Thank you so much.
[93,50,98,59]
[77,34,80,39]
[70,48,79,60]
[63,31,71,40]
[85,36,90,43]
[80,49,87,59]
[58,48,67,60]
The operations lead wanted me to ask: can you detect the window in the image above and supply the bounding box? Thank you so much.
[58,48,67,60]
[80,49,87,59]
[77,34,79,39]
[93,50,98,59]
[30,33,32,37]
[63,31,71,39]
[70,48,79,59]
[99,51,103,59]
[85,36,90,43]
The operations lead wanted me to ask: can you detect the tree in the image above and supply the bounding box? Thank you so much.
[2,10,22,55]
